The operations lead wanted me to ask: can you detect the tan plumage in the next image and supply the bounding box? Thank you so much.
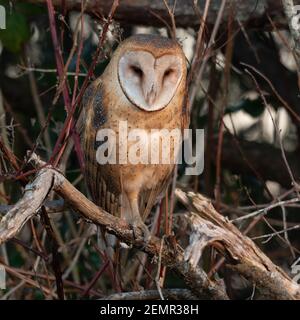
[81,34,187,235]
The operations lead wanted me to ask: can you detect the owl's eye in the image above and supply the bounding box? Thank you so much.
[163,68,174,79]
[130,65,143,78]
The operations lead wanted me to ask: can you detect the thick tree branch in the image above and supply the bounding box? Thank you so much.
[23,0,299,29]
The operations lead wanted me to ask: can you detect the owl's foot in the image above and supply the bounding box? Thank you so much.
[130,221,151,245]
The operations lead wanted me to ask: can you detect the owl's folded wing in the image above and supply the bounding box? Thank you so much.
[80,79,122,217]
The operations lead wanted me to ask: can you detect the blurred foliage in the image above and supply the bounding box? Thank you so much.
[0,0,44,52]
[227,98,265,118]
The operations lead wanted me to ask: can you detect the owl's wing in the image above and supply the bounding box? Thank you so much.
[80,79,122,216]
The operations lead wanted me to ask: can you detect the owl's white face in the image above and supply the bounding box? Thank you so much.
[118,50,184,111]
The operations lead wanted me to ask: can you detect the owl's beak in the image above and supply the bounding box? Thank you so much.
[143,73,159,106]
[142,69,162,106]
[145,84,157,106]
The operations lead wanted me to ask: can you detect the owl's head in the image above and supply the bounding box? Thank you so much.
[115,34,186,112]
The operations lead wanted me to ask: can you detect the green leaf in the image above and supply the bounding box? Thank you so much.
[0,10,30,52]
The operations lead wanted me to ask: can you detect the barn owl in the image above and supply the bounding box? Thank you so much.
[81,34,187,238]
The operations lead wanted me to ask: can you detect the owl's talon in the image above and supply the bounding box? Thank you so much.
[131,222,151,246]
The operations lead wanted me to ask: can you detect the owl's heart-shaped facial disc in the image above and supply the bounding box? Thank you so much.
[118,50,184,111]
